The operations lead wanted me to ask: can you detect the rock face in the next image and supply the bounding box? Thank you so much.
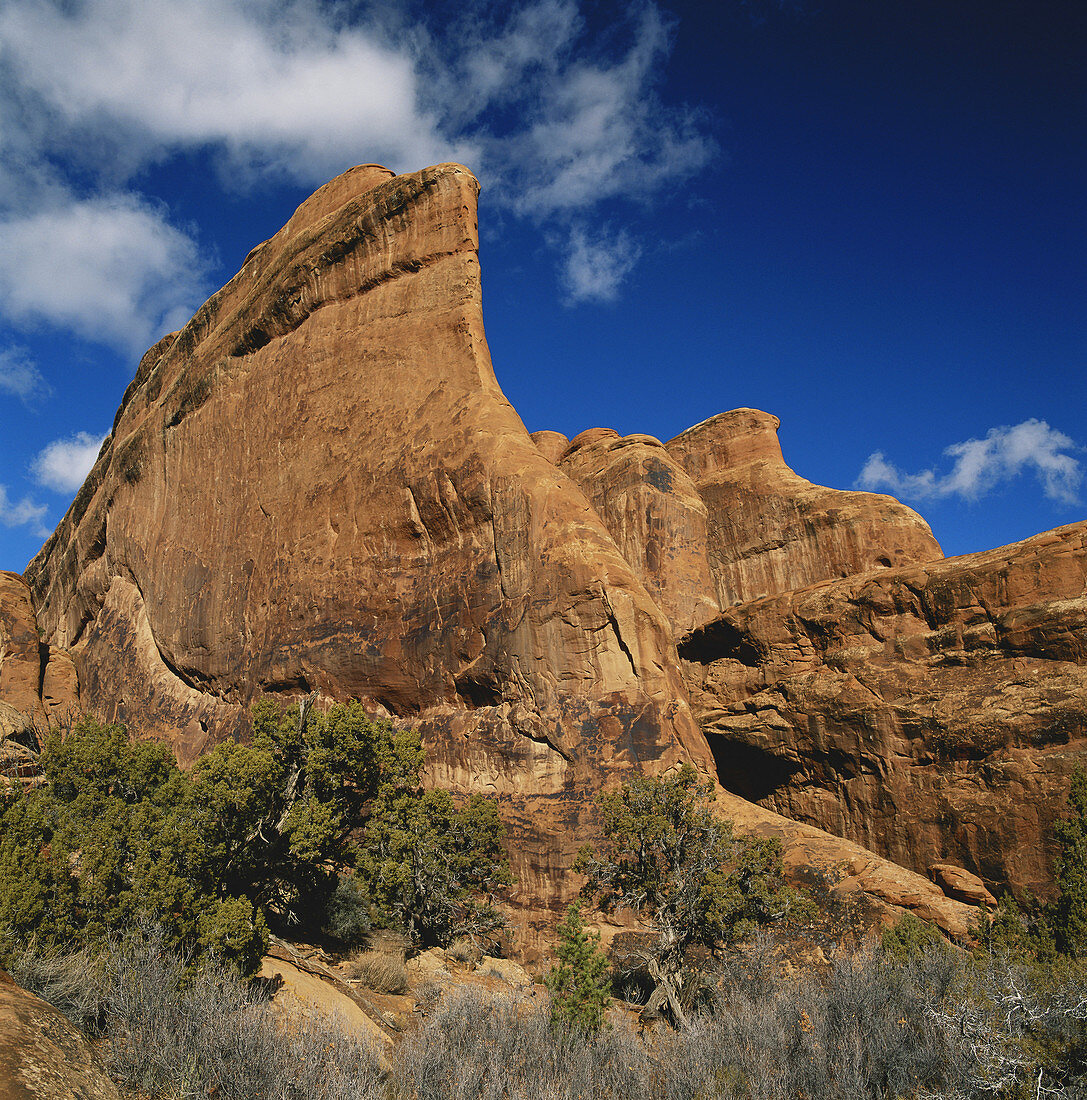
[0,572,78,732]
[0,970,122,1100]
[11,160,1084,943]
[557,428,719,636]
[679,522,1087,898]
[22,162,719,931]
[666,409,943,605]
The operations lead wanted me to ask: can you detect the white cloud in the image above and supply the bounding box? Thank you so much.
[0,0,716,357]
[32,432,107,494]
[0,346,48,402]
[858,419,1083,506]
[560,225,642,303]
[0,195,208,355]
[0,0,471,185]
[0,484,49,537]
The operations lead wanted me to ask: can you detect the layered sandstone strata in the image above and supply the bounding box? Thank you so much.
[679,522,1087,898]
[666,409,944,604]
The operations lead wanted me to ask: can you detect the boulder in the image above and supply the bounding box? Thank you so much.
[0,970,122,1100]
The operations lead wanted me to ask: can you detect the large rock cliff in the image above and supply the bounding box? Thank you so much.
[8,161,1083,944]
[678,521,1087,897]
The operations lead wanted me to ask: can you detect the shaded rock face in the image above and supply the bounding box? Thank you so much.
[679,522,1087,898]
[0,572,78,735]
[0,970,122,1100]
[12,161,1082,942]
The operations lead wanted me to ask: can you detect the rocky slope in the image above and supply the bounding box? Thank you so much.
[6,161,1082,944]
[0,970,122,1100]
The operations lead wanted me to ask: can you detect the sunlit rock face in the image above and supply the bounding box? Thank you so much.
[20,163,719,937]
[13,161,1084,947]
[665,408,944,605]
[678,521,1087,898]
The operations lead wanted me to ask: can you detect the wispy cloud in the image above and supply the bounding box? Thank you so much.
[0,0,714,360]
[32,432,107,494]
[0,346,49,403]
[858,419,1083,506]
[560,225,642,304]
[0,196,208,356]
[0,484,48,537]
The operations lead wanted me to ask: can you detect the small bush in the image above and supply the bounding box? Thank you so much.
[343,949,409,994]
[394,986,650,1100]
[23,925,386,1100]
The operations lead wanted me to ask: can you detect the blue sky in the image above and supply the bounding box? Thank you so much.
[0,0,1083,572]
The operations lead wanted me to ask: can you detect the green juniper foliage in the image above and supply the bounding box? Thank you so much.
[547,902,612,1035]
[1052,768,1087,958]
[576,763,807,1027]
[0,703,510,974]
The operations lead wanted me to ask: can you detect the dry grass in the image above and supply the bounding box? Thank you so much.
[343,949,409,994]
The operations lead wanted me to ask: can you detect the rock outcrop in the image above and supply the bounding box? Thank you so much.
[666,409,944,605]
[679,522,1087,898]
[0,572,78,732]
[0,970,122,1100]
[22,162,720,934]
[10,160,1083,945]
[556,428,719,636]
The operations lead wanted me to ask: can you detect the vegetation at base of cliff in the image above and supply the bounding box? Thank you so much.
[0,702,510,975]
[1052,768,1087,958]
[15,925,1087,1100]
[547,901,613,1036]
[575,763,810,1027]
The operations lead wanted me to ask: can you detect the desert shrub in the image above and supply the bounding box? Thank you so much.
[324,873,372,944]
[394,986,651,1100]
[547,902,612,1036]
[0,703,510,972]
[25,924,386,1100]
[880,911,949,961]
[1052,768,1087,958]
[343,948,409,994]
[446,936,482,966]
[654,946,956,1100]
[576,763,808,1027]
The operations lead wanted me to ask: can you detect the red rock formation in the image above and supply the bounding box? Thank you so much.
[10,162,1042,944]
[557,428,720,636]
[665,409,944,604]
[22,163,720,931]
[0,572,78,732]
[0,969,123,1100]
[679,522,1087,898]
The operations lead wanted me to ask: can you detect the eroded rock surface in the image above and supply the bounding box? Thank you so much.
[15,161,1078,946]
[665,409,944,605]
[0,970,122,1100]
[0,572,78,735]
[680,522,1087,898]
[557,428,719,636]
[22,163,715,929]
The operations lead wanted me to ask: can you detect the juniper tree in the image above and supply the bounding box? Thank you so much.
[547,902,612,1035]
[576,763,804,1026]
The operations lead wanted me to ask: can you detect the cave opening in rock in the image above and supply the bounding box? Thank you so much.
[706,732,801,803]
